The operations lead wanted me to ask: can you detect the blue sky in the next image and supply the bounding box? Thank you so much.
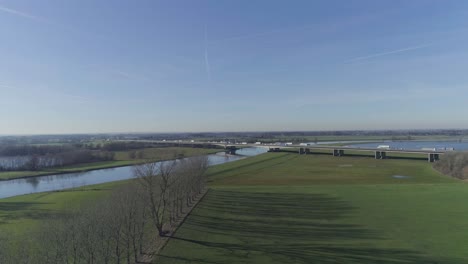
[1,0,468,134]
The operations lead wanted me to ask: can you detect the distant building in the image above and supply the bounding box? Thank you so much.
[421,147,436,151]
[377,145,390,149]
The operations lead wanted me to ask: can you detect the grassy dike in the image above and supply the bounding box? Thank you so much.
[157,153,468,263]
[2,151,467,263]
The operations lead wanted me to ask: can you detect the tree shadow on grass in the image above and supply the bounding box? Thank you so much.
[0,202,53,224]
[159,190,457,264]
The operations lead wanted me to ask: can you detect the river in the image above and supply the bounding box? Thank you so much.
[348,140,468,151]
[0,147,267,199]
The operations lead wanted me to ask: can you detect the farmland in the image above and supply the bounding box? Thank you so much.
[158,153,468,263]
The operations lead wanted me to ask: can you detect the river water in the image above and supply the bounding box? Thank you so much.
[348,141,468,151]
[0,147,267,199]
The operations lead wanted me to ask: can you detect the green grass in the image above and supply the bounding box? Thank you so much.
[158,152,468,263]
[0,147,219,180]
[0,180,127,236]
[2,150,467,263]
[285,148,429,160]
[113,147,219,161]
[0,171,49,180]
[207,153,452,185]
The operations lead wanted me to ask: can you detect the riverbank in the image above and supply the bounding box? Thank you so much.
[0,147,219,181]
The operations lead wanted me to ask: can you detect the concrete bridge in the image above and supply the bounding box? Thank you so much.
[288,146,443,163]
[146,140,446,162]
[224,145,239,155]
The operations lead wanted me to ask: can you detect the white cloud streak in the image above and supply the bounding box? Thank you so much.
[204,25,212,82]
[0,4,44,22]
[344,44,433,64]
[209,13,380,45]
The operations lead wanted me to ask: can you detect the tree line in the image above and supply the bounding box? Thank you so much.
[0,145,76,156]
[0,155,209,263]
[0,150,115,171]
[433,152,468,179]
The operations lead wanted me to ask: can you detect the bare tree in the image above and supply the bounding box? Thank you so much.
[4,152,210,263]
[434,152,468,179]
[134,160,178,237]
[111,183,148,263]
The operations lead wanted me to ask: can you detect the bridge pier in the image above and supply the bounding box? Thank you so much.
[375,151,386,159]
[333,149,344,157]
[428,153,440,163]
[225,146,237,155]
[268,147,281,152]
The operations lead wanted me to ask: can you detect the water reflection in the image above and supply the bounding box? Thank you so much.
[25,177,39,189]
[0,147,267,199]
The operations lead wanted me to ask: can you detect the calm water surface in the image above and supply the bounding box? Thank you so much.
[0,147,267,199]
[349,141,468,151]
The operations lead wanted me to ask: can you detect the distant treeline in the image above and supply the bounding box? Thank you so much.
[0,145,75,157]
[99,141,149,151]
[2,129,467,146]
[0,142,155,157]
[0,145,115,171]
[434,152,468,180]
[0,150,114,171]
[0,141,209,172]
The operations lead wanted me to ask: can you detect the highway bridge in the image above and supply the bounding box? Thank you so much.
[149,140,446,162]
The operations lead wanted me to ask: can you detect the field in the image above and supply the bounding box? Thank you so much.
[2,151,468,263]
[0,180,127,237]
[157,153,468,263]
[0,147,219,180]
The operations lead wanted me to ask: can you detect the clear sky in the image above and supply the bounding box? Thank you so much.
[1,0,468,134]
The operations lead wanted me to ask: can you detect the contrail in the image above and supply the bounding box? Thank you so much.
[344,43,433,64]
[0,4,44,21]
[204,25,212,82]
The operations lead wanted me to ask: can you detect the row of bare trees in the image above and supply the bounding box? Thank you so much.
[434,152,468,179]
[134,156,209,237]
[0,155,209,264]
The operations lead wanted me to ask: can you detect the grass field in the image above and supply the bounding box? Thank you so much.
[0,147,219,180]
[158,153,468,263]
[0,180,127,236]
[2,151,467,263]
